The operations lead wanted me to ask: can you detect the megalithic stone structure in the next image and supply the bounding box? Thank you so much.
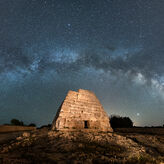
[52,89,113,132]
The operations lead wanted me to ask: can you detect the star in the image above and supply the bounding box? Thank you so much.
[137,113,140,116]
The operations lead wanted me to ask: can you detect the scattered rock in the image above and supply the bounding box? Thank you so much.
[0,130,163,163]
[32,134,36,137]
[16,136,22,140]
[22,132,30,138]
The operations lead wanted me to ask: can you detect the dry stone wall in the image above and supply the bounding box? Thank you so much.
[52,89,113,132]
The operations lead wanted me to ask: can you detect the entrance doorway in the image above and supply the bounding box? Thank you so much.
[84,121,89,128]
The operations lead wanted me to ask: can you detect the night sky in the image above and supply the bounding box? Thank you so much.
[0,0,164,127]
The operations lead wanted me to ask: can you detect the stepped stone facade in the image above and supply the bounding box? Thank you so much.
[52,89,113,132]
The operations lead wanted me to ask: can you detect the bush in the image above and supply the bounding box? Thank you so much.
[10,119,24,126]
[110,115,133,129]
[28,123,36,127]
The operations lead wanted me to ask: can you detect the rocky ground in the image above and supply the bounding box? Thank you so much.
[0,128,164,164]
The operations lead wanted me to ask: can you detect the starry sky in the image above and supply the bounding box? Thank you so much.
[0,0,164,127]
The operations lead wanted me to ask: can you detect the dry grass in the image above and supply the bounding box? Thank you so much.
[0,125,36,133]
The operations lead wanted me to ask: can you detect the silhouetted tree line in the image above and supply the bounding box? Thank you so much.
[11,119,24,126]
[110,115,133,128]
[10,118,36,127]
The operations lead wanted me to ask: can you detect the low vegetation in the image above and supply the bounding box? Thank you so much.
[10,119,24,126]
[110,115,133,129]
[10,119,36,127]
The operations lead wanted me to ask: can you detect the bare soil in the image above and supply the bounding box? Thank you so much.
[0,128,164,164]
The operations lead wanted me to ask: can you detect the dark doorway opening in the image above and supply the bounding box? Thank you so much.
[84,121,88,128]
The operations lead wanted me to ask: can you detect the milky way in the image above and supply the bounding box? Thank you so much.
[0,0,164,126]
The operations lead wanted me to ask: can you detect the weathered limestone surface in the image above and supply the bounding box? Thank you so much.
[52,89,113,132]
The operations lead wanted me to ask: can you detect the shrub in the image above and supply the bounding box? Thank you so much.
[10,119,24,126]
[110,115,133,128]
[28,123,36,127]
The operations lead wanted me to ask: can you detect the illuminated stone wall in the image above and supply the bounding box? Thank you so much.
[52,89,113,132]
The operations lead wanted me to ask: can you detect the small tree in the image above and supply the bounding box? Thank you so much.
[110,115,133,129]
[10,119,24,126]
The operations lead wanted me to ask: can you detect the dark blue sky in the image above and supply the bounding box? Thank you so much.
[0,0,164,126]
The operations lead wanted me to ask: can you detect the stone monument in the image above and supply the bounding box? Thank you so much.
[52,89,113,132]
